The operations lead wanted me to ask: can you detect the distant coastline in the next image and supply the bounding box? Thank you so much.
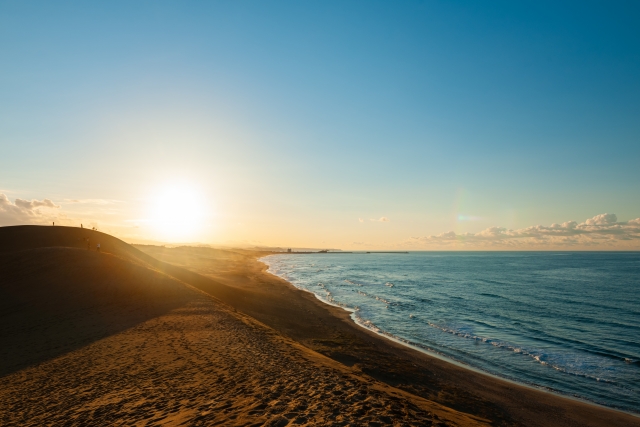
[273,250,409,254]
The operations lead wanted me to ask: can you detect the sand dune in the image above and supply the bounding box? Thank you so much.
[0,226,487,426]
[0,247,190,377]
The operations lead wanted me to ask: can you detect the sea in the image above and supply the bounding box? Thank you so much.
[261,252,640,413]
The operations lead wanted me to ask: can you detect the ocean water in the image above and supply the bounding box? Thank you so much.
[261,252,640,413]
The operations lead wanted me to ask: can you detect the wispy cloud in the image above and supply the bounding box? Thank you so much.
[64,199,121,205]
[352,241,376,247]
[404,213,640,249]
[370,217,390,222]
[15,198,59,209]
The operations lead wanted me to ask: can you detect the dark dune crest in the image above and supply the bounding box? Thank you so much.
[0,225,157,263]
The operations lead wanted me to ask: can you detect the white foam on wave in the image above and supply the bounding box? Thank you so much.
[427,322,621,384]
[352,289,391,305]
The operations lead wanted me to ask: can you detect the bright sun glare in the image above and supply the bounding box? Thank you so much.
[150,184,206,242]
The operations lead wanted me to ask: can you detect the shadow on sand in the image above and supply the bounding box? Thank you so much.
[0,246,193,377]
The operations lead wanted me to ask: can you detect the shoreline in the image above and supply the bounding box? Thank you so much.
[259,254,639,418]
[134,245,640,427]
[348,306,640,417]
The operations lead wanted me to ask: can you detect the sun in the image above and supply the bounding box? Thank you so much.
[149,184,206,242]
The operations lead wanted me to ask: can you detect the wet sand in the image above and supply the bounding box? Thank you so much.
[136,245,640,427]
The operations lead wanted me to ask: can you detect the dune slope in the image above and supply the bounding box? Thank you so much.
[0,247,191,376]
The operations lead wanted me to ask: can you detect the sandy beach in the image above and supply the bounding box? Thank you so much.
[136,245,640,427]
[1,226,638,426]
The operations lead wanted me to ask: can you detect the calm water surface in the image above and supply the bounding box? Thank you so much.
[262,252,640,413]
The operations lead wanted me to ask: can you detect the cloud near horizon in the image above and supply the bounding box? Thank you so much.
[371,217,390,222]
[0,193,61,225]
[404,213,640,249]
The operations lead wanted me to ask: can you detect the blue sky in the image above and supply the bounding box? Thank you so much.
[1,1,639,248]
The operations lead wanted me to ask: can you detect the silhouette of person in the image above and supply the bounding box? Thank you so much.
[81,224,83,228]
[96,243,100,253]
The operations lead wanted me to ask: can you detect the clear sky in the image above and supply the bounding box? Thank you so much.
[1,1,639,249]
